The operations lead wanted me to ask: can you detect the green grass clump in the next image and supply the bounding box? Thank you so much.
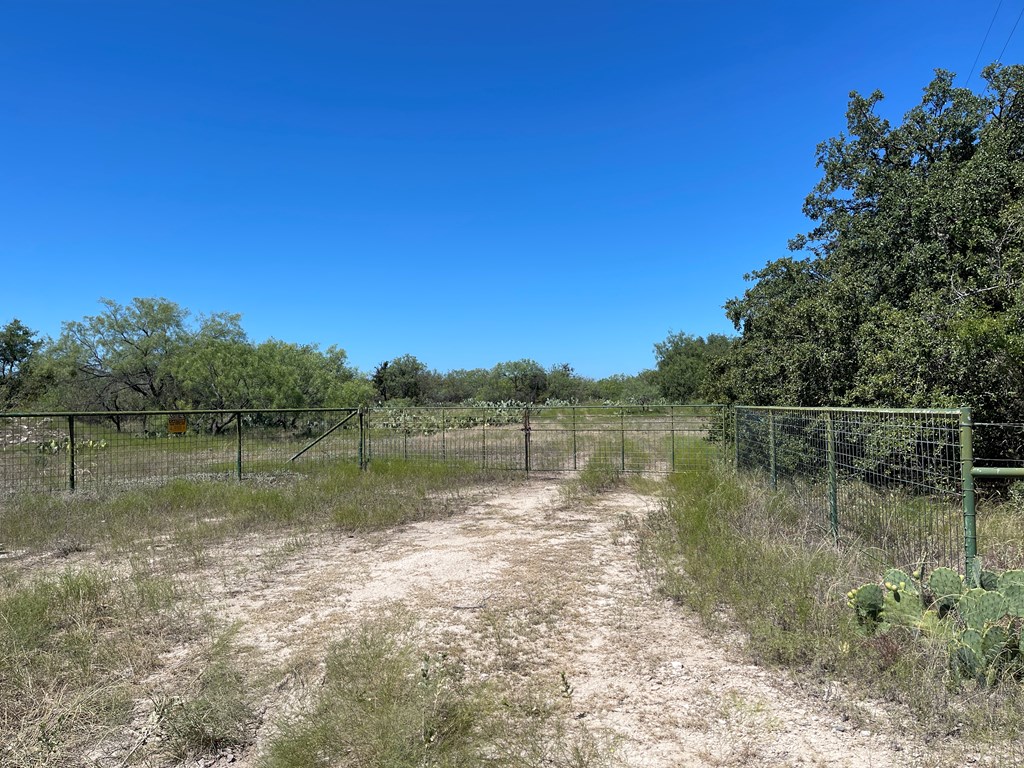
[156,628,255,760]
[262,617,613,768]
[558,457,622,507]
[0,566,184,767]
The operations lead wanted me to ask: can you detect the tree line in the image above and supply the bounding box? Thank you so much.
[0,299,687,413]
[4,63,1022,420]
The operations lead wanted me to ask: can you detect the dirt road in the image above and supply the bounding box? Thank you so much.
[198,478,938,767]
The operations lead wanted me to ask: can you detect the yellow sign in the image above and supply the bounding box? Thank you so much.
[168,414,187,434]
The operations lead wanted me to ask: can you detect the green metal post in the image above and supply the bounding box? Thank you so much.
[826,412,838,544]
[236,412,243,481]
[482,417,486,469]
[441,408,446,463]
[572,407,578,471]
[768,410,777,490]
[960,407,977,579]
[734,407,740,471]
[620,409,626,471]
[68,415,76,492]
[670,405,676,472]
[358,409,365,470]
[524,408,530,474]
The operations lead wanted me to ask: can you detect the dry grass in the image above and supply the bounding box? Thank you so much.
[636,463,1024,760]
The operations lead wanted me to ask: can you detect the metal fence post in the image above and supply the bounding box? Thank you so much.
[670,405,676,472]
[768,410,777,490]
[236,412,243,481]
[826,411,839,544]
[524,408,531,474]
[441,408,447,463]
[572,406,578,471]
[734,407,740,471]
[358,409,366,470]
[620,409,626,471]
[960,406,977,579]
[68,414,76,491]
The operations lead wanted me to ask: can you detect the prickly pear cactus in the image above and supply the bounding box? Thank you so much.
[958,588,1008,631]
[956,628,985,679]
[847,583,884,624]
[980,569,999,591]
[883,588,924,626]
[997,569,1024,591]
[1001,583,1024,618]
[883,568,918,597]
[982,625,1010,666]
[927,567,964,608]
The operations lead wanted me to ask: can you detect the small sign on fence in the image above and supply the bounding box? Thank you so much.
[168,414,187,434]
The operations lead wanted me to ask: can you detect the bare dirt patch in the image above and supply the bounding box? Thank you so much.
[163,476,957,768]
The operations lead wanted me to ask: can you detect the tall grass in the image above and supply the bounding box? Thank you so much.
[638,464,1024,751]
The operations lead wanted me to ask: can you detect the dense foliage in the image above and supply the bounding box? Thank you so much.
[715,64,1024,421]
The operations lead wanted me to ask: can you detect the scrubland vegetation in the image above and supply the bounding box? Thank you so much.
[638,464,1024,755]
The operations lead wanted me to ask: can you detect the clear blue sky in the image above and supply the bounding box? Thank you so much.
[1,1,1018,378]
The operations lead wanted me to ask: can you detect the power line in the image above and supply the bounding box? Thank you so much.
[967,0,1003,84]
[996,2,1024,63]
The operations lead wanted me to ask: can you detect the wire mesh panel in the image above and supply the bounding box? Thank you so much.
[242,410,361,473]
[529,405,726,473]
[0,409,360,495]
[363,405,726,473]
[2,404,724,495]
[736,406,963,569]
[365,406,527,470]
[0,415,73,494]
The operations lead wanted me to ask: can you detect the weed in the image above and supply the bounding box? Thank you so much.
[262,617,617,768]
[559,457,622,507]
[156,627,255,760]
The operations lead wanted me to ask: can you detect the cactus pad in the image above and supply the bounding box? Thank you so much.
[847,583,884,623]
[883,588,924,626]
[958,588,1008,630]
[927,567,964,607]
[982,625,1010,665]
[956,628,985,679]
[883,568,918,596]
[1001,583,1024,618]
[998,570,1024,591]
[980,569,999,591]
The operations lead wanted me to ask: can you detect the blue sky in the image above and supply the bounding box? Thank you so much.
[1,1,1019,378]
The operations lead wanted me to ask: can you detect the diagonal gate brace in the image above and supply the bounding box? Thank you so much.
[289,410,358,462]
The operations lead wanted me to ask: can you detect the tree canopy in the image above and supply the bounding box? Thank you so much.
[717,63,1024,422]
[0,319,42,409]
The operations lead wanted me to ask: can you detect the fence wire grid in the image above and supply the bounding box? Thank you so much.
[0,405,727,495]
[0,409,361,495]
[735,406,963,569]
[366,404,725,472]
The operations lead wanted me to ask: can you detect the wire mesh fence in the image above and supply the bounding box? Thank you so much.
[0,409,361,495]
[735,406,964,569]
[364,404,727,473]
[0,405,728,495]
